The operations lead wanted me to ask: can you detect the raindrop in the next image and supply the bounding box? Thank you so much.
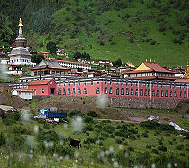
[34,125,39,133]
[96,94,108,109]
[151,163,156,168]
[74,151,79,158]
[71,116,83,132]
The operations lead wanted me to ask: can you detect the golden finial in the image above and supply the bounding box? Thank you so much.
[19,18,23,26]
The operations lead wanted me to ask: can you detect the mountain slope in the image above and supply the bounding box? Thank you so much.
[0,0,189,67]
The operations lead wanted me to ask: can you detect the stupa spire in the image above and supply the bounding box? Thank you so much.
[18,18,23,38]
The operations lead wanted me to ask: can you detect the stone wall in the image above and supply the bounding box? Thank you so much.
[109,97,180,109]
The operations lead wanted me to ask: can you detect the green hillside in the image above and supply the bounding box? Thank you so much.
[0,0,189,67]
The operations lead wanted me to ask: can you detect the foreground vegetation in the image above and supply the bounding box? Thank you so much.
[0,109,189,168]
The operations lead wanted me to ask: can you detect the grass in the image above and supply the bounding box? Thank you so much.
[42,0,189,67]
[0,109,189,167]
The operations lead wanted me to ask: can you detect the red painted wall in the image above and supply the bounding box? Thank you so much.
[28,80,57,95]
[27,79,189,100]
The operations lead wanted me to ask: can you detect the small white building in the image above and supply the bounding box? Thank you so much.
[12,89,33,100]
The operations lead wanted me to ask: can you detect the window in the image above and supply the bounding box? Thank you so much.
[105,87,107,94]
[73,88,76,94]
[152,90,155,96]
[58,89,61,95]
[78,88,81,95]
[110,81,112,85]
[140,82,142,87]
[136,82,138,87]
[34,72,37,76]
[184,91,186,98]
[131,82,133,87]
[170,84,172,89]
[148,89,150,96]
[97,81,99,85]
[174,91,177,97]
[161,90,164,97]
[180,91,182,98]
[84,88,87,94]
[165,90,168,97]
[78,81,80,86]
[116,82,118,86]
[157,90,159,97]
[161,84,163,88]
[121,88,124,95]
[145,89,147,96]
[131,88,134,95]
[109,87,112,94]
[152,83,154,88]
[84,81,86,86]
[68,88,70,95]
[170,91,172,97]
[63,83,65,87]
[135,89,138,96]
[91,81,93,85]
[68,82,70,87]
[140,89,143,96]
[63,88,66,95]
[148,83,150,87]
[105,81,107,85]
[96,88,100,94]
[73,82,75,86]
[116,88,119,95]
[145,83,147,87]
[126,88,129,95]
[121,82,123,86]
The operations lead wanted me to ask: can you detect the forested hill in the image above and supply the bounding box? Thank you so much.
[0,0,189,67]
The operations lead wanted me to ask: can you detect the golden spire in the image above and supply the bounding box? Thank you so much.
[184,62,189,79]
[19,18,23,27]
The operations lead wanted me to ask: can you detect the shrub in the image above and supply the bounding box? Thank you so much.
[69,110,83,117]
[85,124,94,131]
[84,116,93,123]
[146,144,151,149]
[158,145,167,152]
[0,132,5,146]
[151,148,159,154]
[87,110,98,117]
[115,138,122,144]
[176,144,184,150]
[84,137,96,144]
[127,146,134,152]
[103,125,115,134]
[142,132,148,138]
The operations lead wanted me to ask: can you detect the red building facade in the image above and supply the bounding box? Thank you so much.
[28,79,57,95]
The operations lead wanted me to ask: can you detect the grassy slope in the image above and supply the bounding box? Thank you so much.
[43,0,188,67]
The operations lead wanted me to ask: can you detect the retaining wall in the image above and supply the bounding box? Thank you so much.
[109,97,180,109]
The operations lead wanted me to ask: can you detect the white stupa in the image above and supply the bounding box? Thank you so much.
[8,18,32,65]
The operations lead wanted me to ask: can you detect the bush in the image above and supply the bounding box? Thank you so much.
[151,148,159,154]
[142,132,148,138]
[176,144,184,150]
[158,145,167,152]
[84,116,93,123]
[0,132,5,146]
[103,125,115,134]
[69,110,83,117]
[127,146,134,152]
[87,110,98,117]
[115,138,122,144]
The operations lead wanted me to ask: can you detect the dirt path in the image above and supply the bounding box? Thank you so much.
[93,118,141,124]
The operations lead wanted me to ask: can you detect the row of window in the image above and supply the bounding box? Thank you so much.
[60,81,187,89]
[56,87,187,98]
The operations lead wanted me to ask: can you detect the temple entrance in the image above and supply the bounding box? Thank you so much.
[50,88,55,95]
